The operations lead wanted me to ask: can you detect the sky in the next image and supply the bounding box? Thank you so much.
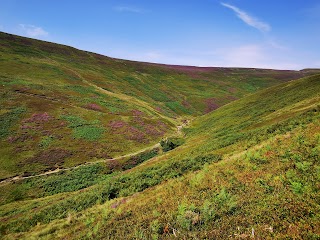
[1,0,320,70]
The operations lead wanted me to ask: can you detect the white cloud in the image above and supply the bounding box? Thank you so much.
[19,24,48,38]
[113,6,145,13]
[214,44,302,70]
[108,44,303,70]
[221,2,271,32]
[222,45,265,66]
[267,39,288,50]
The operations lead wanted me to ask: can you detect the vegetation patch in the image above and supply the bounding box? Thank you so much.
[107,148,159,172]
[29,164,108,195]
[23,148,73,169]
[60,115,104,141]
[73,125,104,141]
[109,118,166,143]
[160,137,185,152]
[0,107,26,139]
[0,154,221,234]
[65,85,96,95]
[204,97,220,113]
[38,135,54,148]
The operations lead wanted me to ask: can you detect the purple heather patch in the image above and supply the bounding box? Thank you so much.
[131,109,144,116]
[109,120,127,130]
[23,112,52,123]
[7,134,33,143]
[108,117,167,143]
[145,125,162,136]
[155,107,163,113]
[126,126,146,143]
[85,103,102,111]
[204,98,220,113]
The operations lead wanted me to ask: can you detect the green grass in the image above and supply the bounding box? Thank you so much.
[0,106,26,139]
[60,114,104,140]
[73,125,104,141]
[38,135,54,148]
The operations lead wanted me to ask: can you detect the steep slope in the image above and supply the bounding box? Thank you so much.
[0,74,319,239]
[0,31,311,180]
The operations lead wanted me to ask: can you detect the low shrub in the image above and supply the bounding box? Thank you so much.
[160,137,184,152]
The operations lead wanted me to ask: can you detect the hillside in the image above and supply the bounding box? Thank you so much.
[0,66,319,239]
[0,31,312,180]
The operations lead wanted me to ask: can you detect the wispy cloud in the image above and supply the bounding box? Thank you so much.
[19,24,48,38]
[267,39,288,50]
[220,44,266,67]
[215,44,302,70]
[104,44,304,70]
[113,6,145,13]
[221,2,271,32]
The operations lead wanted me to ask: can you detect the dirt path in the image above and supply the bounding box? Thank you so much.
[0,143,160,185]
[1,117,190,185]
[0,115,189,186]
[177,119,191,135]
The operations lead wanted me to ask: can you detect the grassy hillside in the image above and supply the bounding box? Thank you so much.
[0,31,311,180]
[0,73,319,239]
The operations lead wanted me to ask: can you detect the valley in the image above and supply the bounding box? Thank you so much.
[0,32,319,239]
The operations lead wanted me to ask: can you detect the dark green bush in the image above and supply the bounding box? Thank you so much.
[160,137,184,152]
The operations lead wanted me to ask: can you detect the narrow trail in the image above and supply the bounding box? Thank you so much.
[176,119,191,136]
[0,143,160,185]
[0,116,190,185]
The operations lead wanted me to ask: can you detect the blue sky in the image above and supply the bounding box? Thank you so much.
[1,0,320,70]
